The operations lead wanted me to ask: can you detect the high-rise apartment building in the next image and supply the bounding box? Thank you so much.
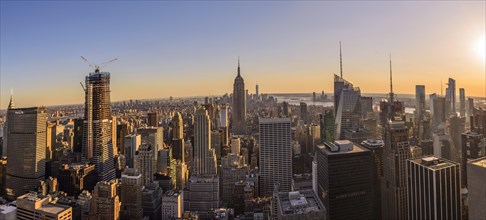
[459,88,466,117]
[407,156,461,220]
[193,107,217,175]
[89,180,120,220]
[232,59,246,135]
[415,85,426,121]
[446,78,456,115]
[120,168,143,220]
[316,140,374,220]
[300,102,308,125]
[82,70,116,182]
[6,106,47,200]
[135,143,154,186]
[259,118,292,196]
[147,112,159,127]
[137,127,163,172]
[461,131,484,188]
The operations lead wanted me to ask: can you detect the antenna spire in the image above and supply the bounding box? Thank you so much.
[389,53,394,102]
[340,41,343,78]
[237,56,241,77]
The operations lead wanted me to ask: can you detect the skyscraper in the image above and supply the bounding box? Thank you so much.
[137,127,163,173]
[193,107,217,175]
[461,131,484,188]
[316,140,375,220]
[407,156,461,220]
[89,180,121,220]
[360,139,384,220]
[232,58,246,135]
[135,143,154,186]
[415,85,426,122]
[6,106,47,200]
[459,88,466,117]
[82,70,116,182]
[259,118,292,196]
[172,112,185,163]
[147,112,159,127]
[300,102,308,125]
[120,168,143,220]
[446,78,456,115]
[382,120,411,220]
[334,74,362,140]
[320,109,335,143]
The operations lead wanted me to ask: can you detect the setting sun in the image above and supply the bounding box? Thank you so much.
[474,35,486,61]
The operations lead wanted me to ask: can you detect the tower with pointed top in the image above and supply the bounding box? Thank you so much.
[232,58,246,135]
[380,55,410,220]
[2,91,15,156]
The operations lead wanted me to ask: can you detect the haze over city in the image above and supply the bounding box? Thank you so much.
[1,1,485,108]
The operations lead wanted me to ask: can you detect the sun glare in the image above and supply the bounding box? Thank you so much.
[474,35,486,61]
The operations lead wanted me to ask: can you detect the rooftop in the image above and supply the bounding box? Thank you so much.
[409,156,459,170]
[318,140,368,154]
[278,190,325,216]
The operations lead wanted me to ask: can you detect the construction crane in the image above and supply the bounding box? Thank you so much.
[80,56,118,73]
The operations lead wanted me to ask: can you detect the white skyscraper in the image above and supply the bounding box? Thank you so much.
[259,118,292,196]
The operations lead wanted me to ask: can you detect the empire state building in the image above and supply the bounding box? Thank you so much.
[232,58,246,135]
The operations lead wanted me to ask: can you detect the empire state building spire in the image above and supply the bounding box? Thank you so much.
[237,56,241,77]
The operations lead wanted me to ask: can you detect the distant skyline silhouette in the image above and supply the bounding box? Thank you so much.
[1,1,484,107]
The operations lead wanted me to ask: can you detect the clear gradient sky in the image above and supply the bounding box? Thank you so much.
[1,1,485,108]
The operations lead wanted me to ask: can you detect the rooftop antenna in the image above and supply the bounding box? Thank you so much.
[237,56,241,77]
[389,53,394,102]
[340,41,343,78]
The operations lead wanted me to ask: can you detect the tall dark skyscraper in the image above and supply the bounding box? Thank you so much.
[232,58,246,135]
[82,69,116,182]
[300,102,308,124]
[147,112,159,127]
[316,140,375,220]
[459,88,466,117]
[5,106,47,200]
[415,85,425,121]
[446,78,456,116]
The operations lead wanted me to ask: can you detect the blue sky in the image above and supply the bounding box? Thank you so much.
[1,1,485,107]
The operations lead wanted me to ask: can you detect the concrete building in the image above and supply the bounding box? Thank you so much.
[162,190,183,220]
[467,157,486,220]
[57,163,97,197]
[184,175,219,219]
[137,127,163,173]
[16,193,72,220]
[230,137,241,155]
[232,59,246,135]
[89,180,120,220]
[141,183,162,220]
[259,118,292,196]
[276,190,326,220]
[120,168,143,220]
[124,134,141,168]
[316,140,374,220]
[0,204,16,220]
[6,106,47,199]
[135,143,154,187]
[147,112,159,127]
[82,70,116,182]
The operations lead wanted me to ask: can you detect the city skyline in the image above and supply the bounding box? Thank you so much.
[1,1,485,108]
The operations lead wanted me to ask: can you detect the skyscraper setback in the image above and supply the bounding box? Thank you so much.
[232,58,246,135]
[82,70,116,182]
